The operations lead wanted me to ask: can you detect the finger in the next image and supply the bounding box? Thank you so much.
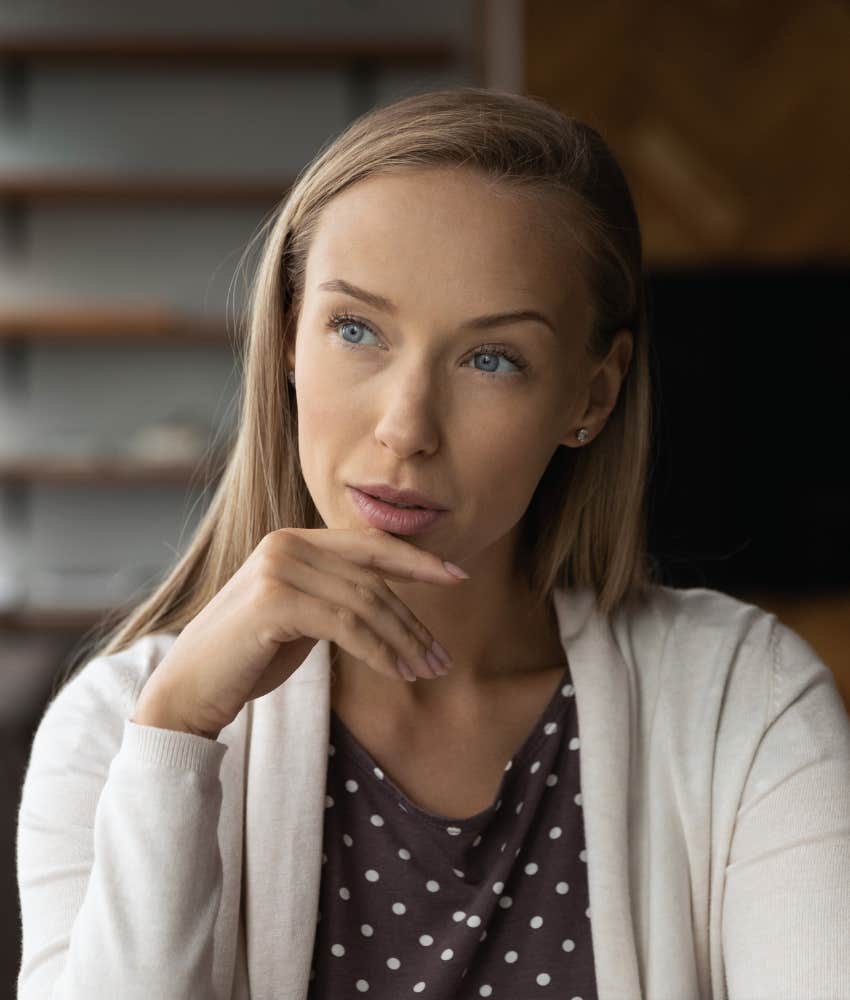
[283,526,467,587]
[275,555,445,681]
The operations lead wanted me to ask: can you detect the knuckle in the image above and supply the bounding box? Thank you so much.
[334,605,357,630]
[352,581,378,606]
[374,636,392,662]
[360,568,383,589]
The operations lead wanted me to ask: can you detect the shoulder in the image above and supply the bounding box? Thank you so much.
[611,584,835,730]
[51,630,180,714]
[31,631,180,767]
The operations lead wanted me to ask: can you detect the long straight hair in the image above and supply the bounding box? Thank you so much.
[56,86,663,693]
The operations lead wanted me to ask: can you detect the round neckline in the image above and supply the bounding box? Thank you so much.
[329,662,573,831]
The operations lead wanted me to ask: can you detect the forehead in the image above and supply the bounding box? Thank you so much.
[303,168,587,323]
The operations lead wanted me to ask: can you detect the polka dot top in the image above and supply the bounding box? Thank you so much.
[307,664,598,998]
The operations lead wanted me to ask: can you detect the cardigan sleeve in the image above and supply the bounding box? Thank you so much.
[722,619,850,1000]
[16,644,230,1000]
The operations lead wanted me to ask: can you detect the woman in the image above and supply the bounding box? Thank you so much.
[17,88,850,999]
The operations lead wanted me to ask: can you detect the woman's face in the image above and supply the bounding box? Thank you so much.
[288,166,622,568]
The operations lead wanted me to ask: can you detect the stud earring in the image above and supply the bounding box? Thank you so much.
[576,428,589,444]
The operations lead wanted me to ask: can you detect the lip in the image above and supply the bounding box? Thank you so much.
[349,482,447,511]
[347,486,447,535]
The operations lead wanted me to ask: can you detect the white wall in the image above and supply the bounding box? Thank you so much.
[0,0,479,611]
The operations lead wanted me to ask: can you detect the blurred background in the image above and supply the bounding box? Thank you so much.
[0,0,848,993]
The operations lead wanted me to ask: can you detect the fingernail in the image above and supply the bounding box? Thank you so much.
[425,650,449,676]
[396,657,417,682]
[430,639,452,668]
[442,561,469,579]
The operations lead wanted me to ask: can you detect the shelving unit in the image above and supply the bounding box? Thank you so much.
[0,13,481,632]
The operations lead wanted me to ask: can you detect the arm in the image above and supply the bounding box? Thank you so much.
[722,620,850,999]
[16,644,229,1000]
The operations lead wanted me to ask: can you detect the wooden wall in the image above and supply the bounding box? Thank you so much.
[525,0,850,267]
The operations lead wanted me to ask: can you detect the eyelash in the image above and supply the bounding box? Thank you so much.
[325,310,528,378]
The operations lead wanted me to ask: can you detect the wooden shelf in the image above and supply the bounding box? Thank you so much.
[0,606,123,631]
[0,305,231,343]
[0,172,294,204]
[0,456,223,485]
[0,34,457,66]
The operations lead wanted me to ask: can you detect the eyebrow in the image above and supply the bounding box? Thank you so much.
[318,278,556,336]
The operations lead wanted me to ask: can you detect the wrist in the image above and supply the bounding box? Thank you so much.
[132,679,219,741]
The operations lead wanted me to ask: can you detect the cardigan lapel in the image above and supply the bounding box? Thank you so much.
[552,587,642,999]
[242,585,641,999]
[242,637,332,998]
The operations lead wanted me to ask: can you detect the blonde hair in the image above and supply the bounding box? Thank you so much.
[56,86,662,693]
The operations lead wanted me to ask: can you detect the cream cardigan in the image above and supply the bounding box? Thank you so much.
[16,584,850,999]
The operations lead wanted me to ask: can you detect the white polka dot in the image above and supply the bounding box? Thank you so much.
[325,795,334,808]
[504,759,513,771]
[361,924,373,937]
[504,950,518,963]
[413,983,426,993]
[556,881,570,894]
[426,880,440,892]
[561,683,574,696]
[441,949,454,960]
[365,869,379,882]
[472,835,483,847]
[387,957,400,970]
[370,814,384,827]
[500,842,507,852]
[545,774,558,787]
[398,848,411,860]
[329,742,336,755]
[345,779,359,793]
[419,934,434,946]
[569,736,580,750]
[530,760,541,773]
[536,972,551,985]
[373,766,384,779]
[331,943,345,957]
[479,987,493,997]
[356,980,369,992]
[392,902,406,915]
[466,914,481,927]
[446,826,462,836]
[494,798,502,810]
[530,915,543,928]
[549,826,563,839]
[579,848,587,862]
[498,895,513,909]
[452,868,465,878]
[339,887,350,900]
[515,801,524,815]
[544,722,558,735]
[562,938,575,952]
[343,834,353,847]
[480,930,488,942]
[524,862,539,875]
[574,793,582,806]
[492,881,504,894]
[452,911,467,922]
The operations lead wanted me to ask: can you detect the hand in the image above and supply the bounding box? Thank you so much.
[132,526,467,740]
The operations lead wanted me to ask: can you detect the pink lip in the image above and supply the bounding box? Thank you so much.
[347,486,447,536]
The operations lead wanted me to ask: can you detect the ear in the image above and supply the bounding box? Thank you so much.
[561,328,634,448]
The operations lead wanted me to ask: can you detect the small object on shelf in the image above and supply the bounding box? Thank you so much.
[125,415,209,465]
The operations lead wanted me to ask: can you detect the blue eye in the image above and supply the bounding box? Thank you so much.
[325,311,528,378]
